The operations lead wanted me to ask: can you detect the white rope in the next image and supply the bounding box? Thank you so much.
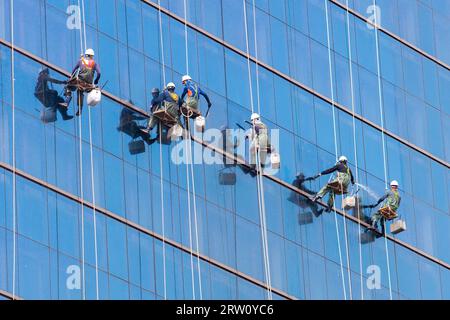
[251,0,273,300]
[324,0,349,300]
[80,0,100,300]
[243,0,272,300]
[344,0,365,300]
[182,0,203,299]
[372,0,393,300]
[75,0,87,300]
[156,0,167,299]
[10,0,17,300]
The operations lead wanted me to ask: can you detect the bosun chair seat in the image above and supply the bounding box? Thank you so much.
[378,206,398,220]
[67,78,96,92]
[152,109,178,126]
[327,180,348,195]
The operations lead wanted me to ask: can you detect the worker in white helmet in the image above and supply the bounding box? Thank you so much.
[59,48,101,116]
[311,155,355,212]
[145,82,181,135]
[368,180,402,233]
[247,113,270,174]
[180,75,212,116]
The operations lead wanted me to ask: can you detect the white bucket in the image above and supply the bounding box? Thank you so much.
[390,219,407,234]
[342,196,356,210]
[87,88,101,106]
[270,152,280,169]
[195,116,205,132]
[168,124,183,141]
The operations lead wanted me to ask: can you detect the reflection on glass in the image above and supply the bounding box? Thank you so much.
[34,68,73,123]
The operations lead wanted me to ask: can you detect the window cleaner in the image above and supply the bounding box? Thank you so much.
[59,48,101,116]
[179,75,212,132]
[310,156,355,212]
[145,83,183,142]
[367,180,404,234]
[34,68,73,121]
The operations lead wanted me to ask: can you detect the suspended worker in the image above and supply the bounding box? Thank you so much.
[142,87,163,136]
[59,48,101,116]
[247,113,270,173]
[148,82,181,126]
[34,68,73,120]
[367,180,401,233]
[311,156,355,212]
[180,75,212,116]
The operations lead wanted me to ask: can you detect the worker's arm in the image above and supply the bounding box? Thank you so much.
[321,164,339,176]
[180,87,188,102]
[71,61,81,75]
[373,192,389,207]
[94,63,101,85]
[199,88,212,107]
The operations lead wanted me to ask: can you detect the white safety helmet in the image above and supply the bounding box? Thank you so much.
[390,180,399,187]
[85,48,95,56]
[339,156,348,162]
[166,82,175,90]
[182,75,192,83]
[250,113,260,121]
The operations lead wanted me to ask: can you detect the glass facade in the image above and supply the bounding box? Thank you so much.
[0,0,448,300]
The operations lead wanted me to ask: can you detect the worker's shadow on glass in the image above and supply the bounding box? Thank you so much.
[217,125,248,186]
[34,68,74,123]
[117,106,154,155]
[288,173,324,225]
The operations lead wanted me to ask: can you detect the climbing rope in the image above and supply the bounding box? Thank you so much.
[76,0,87,299]
[324,0,351,300]
[372,0,393,300]
[182,0,203,299]
[243,0,272,300]
[156,0,167,300]
[10,0,17,300]
[80,0,100,300]
[344,0,365,299]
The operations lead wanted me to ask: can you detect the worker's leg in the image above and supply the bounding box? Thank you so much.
[76,90,84,116]
[327,192,335,211]
[371,210,383,229]
[316,184,331,199]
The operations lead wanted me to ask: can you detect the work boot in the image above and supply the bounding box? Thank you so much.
[144,137,157,145]
[62,114,74,120]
